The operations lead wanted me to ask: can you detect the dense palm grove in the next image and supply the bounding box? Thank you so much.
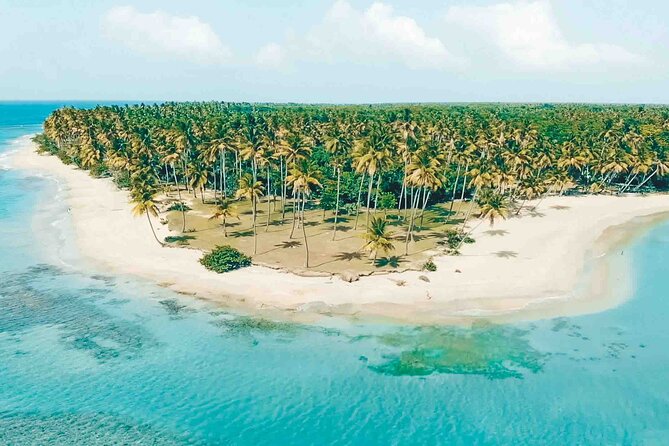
[34,102,669,267]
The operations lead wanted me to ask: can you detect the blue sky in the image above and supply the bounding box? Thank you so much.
[1,0,667,103]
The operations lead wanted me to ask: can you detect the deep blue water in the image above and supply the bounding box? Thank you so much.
[1,103,669,445]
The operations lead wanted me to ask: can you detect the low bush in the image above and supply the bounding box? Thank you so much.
[423,259,437,272]
[168,202,191,212]
[442,229,475,255]
[89,163,110,178]
[200,245,251,273]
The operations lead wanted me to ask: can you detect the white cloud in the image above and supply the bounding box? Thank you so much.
[258,1,463,70]
[445,0,644,71]
[255,43,286,69]
[102,6,231,64]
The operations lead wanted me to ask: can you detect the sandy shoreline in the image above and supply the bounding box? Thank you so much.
[8,136,669,324]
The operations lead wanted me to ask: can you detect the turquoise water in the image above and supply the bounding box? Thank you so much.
[2,104,669,445]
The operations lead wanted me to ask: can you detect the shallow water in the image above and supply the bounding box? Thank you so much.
[2,103,669,445]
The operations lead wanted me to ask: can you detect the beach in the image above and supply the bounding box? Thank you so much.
[9,137,669,324]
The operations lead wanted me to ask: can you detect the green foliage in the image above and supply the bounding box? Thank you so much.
[422,259,437,272]
[319,179,338,211]
[377,191,398,210]
[442,229,475,255]
[89,163,110,178]
[167,202,191,212]
[200,245,252,273]
[32,133,58,155]
[113,171,131,189]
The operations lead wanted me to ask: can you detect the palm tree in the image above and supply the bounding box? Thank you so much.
[362,216,395,264]
[477,190,510,226]
[324,123,353,240]
[352,125,396,229]
[161,151,187,232]
[130,176,164,246]
[286,160,321,267]
[235,173,264,255]
[279,132,312,222]
[209,199,238,237]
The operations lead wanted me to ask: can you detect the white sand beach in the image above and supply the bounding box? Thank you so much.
[9,138,669,324]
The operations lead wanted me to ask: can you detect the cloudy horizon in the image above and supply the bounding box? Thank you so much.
[1,0,667,103]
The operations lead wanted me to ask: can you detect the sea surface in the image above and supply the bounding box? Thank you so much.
[1,102,669,445]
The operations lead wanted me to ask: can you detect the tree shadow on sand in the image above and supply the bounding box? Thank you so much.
[484,229,509,237]
[230,229,254,238]
[493,250,518,259]
[275,240,302,249]
[334,251,364,262]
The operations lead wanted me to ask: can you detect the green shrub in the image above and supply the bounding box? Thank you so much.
[423,259,437,272]
[168,202,191,212]
[442,229,475,255]
[113,172,131,189]
[377,192,398,210]
[200,245,251,273]
[89,163,110,178]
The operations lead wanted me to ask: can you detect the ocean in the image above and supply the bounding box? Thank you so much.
[1,102,669,445]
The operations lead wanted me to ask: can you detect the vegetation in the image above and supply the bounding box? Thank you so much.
[362,216,395,263]
[34,102,669,269]
[422,259,437,272]
[199,245,252,273]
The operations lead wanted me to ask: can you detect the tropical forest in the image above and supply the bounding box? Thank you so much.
[33,102,669,275]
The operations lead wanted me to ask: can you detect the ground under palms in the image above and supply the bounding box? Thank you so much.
[161,189,473,275]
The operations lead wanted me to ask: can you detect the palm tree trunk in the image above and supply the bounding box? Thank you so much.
[266,165,271,231]
[353,173,365,230]
[419,189,431,226]
[460,186,480,233]
[618,173,638,194]
[223,216,227,237]
[280,157,286,221]
[301,192,310,268]
[146,212,164,246]
[183,158,191,194]
[459,161,470,202]
[220,149,226,198]
[404,190,422,255]
[365,172,374,228]
[448,162,462,218]
[332,167,341,241]
[234,150,240,180]
[172,164,186,232]
[213,169,218,203]
[289,190,298,239]
[398,159,407,218]
[252,159,257,184]
[634,167,659,191]
[252,196,258,255]
[373,173,382,212]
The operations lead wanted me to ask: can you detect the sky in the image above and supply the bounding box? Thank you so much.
[0,0,667,103]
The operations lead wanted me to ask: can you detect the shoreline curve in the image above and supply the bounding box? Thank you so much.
[8,135,669,325]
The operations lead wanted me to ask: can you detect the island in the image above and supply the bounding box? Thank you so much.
[13,102,669,324]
